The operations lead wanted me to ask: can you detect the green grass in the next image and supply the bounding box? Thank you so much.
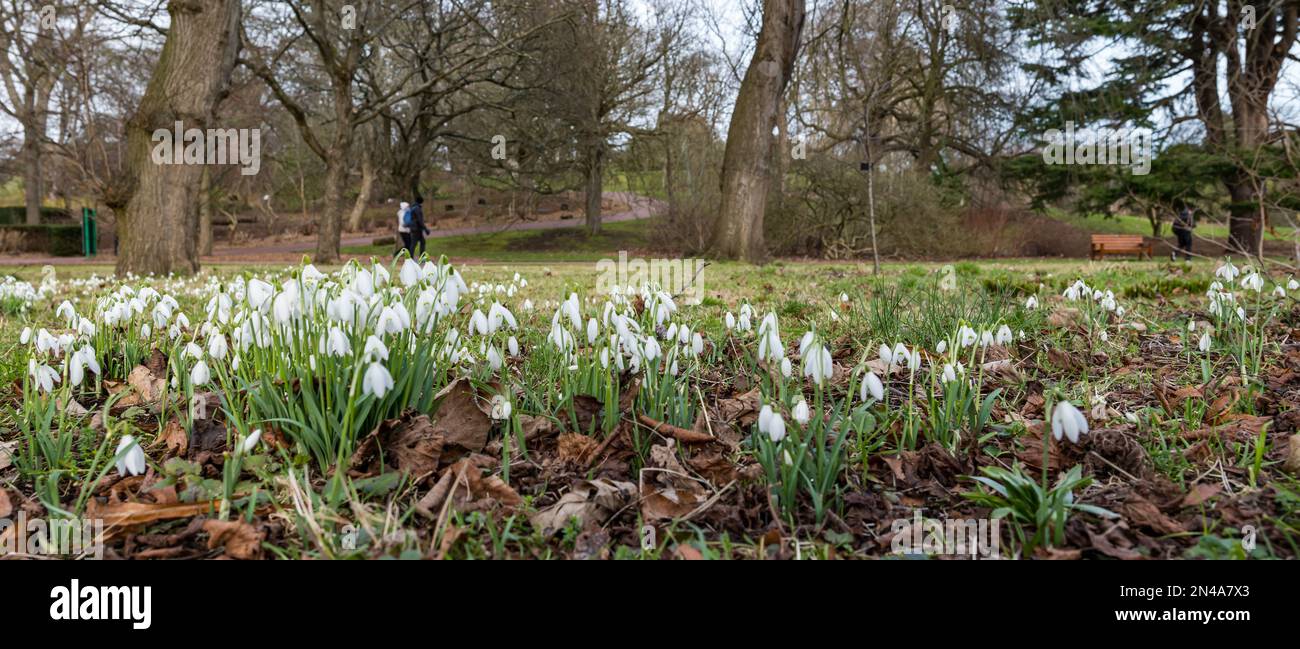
[344,217,655,262]
[1048,209,1295,241]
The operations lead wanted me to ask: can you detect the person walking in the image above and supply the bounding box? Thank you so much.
[396,201,412,258]
[1171,204,1195,261]
[406,196,430,259]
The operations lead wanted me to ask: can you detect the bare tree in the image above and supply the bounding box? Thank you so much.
[710,0,805,261]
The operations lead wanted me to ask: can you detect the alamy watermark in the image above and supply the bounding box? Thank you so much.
[151,121,261,176]
[890,511,1001,559]
[1,512,106,559]
[596,251,706,306]
[1041,121,1151,175]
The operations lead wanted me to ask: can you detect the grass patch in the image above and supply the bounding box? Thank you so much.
[343,218,655,262]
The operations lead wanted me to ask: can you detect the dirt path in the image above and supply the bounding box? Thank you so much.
[0,192,663,267]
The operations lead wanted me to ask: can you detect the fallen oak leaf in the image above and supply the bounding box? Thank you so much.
[202,519,264,560]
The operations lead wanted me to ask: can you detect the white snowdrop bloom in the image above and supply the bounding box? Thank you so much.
[691,332,704,356]
[1274,285,1287,298]
[507,336,520,357]
[980,330,994,348]
[642,336,661,361]
[115,435,146,477]
[840,292,849,303]
[878,344,894,368]
[56,300,76,323]
[562,293,582,330]
[1288,279,1299,291]
[997,325,1014,346]
[1051,400,1089,444]
[488,302,517,332]
[941,363,958,383]
[362,362,395,398]
[959,326,978,348]
[1025,295,1038,309]
[487,345,503,371]
[68,354,86,388]
[240,429,263,454]
[799,330,816,357]
[376,306,407,336]
[185,342,204,359]
[309,355,318,372]
[1240,272,1264,292]
[907,349,922,371]
[862,371,884,402]
[758,404,774,434]
[1099,330,1109,342]
[301,264,325,285]
[364,335,390,361]
[400,258,423,286]
[327,327,351,357]
[936,340,948,354]
[792,398,810,425]
[20,327,31,345]
[767,414,786,443]
[802,343,833,385]
[247,278,275,311]
[1198,332,1211,352]
[470,309,488,336]
[780,357,792,378]
[1215,261,1240,282]
[29,360,59,394]
[489,395,512,420]
[522,299,534,311]
[190,360,211,386]
[1187,320,1195,332]
[725,312,736,330]
[587,318,599,345]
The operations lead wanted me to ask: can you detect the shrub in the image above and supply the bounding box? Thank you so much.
[0,224,84,256]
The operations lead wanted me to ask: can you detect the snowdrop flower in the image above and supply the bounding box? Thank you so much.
[56,300,76,323]
[1241,272,1264,293]
[364,335,389,361]
[878,344,894,368]
[247,278,274,310]
[240,429,263,454]
[1288,279,1299,291]
[190,360,211,386]
[208,334,228,360]
[507,336,520,357]
[489,394,512,420]
[996,325,1013,346]
[326,327,351,357]
[486,345,503,371]
[587,318,599,345]
[1274,285,1287,298]
[1187,320,1195,332]
[936,340,948,354]
[691,332,704,356]
[767,413,786,443]
[840,292,849,303]
[115,435,146,477]
[1198,332,1211,352]
[20,327,31,345]
[861,371,884,402]
[400,258,423,286]
[725,312,736,330]
[362,362,394,398]
[1051,400,1089,444]
[980,330,994,348]
[780,357,792,378]
[1215,261,1240,282]
[792,398,810,425]
[959,326,977,348]
[758,404,774,434]
[941,363,958,383]
[29,361,59,393]
[185,342,204,359]
[1025,295,1038,309]
[757,314,783,362]
[802,342,833,385]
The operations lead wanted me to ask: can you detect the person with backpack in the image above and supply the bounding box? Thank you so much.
[1171,204,1195,261]
[396,201,412,257]
[406,196,430,259]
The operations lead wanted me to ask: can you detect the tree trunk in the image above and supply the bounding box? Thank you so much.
[198,167,213,255]
[316,154,347,263]
[709,0,805,262]
[115,0,240,276]
[22,118,43,225]
[1228,178,1263,257]
[585,144,603,234]
[348,148,375,231]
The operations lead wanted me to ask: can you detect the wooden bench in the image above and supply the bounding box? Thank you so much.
[1090,234,1152,260]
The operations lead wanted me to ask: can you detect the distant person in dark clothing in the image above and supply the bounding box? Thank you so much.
[406,197,430,259]
[1172,205,1195,261]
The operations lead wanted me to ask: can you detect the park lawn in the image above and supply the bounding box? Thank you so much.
[342,217,656,262]
[1048,209,1296,241]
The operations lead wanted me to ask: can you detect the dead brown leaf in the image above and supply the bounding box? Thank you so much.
[529,478,637,536]
[203,519,264,559]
